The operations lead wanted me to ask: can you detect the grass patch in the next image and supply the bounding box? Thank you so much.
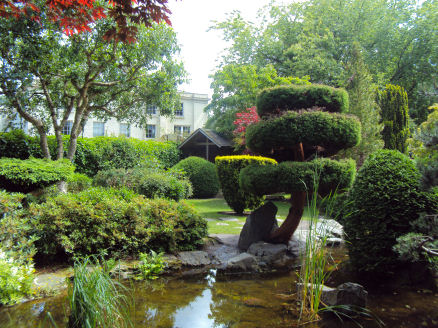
[186,197,311,235]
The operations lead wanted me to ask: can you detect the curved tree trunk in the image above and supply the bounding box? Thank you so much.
[267,142,306,244]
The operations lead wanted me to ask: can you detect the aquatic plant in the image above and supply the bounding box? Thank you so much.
[136,250,165,280]
[67,256,132,328]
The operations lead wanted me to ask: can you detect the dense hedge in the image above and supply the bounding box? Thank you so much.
[173,157,219,198]
[344,150,438,274]
[29,187,207,260]
[0,131,180,176]
[245,111,361,156]
[0,158,75,193]
[239,158,355,197]
[256,84,349,117]
[93,167,192,201]
[215,155,277,214]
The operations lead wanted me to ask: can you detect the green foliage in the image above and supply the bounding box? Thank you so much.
[0,132,180,177]
[0,249,35,305]
[215,155,277,214]
[136,250,165,280]
[245,111,361,156]
[29,188,207,261]
[240,159,355,197]
[257,85,349,117]
[68,256,131,328]
[0,157,74,193]
[344,150,436,274]
[173,157,219,198]
[67,173,92,193]
[378,84,410,153]
[93,167,192,201]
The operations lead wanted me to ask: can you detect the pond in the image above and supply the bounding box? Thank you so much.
[1,264,437,328]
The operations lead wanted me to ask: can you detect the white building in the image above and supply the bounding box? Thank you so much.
[1,92,209,140]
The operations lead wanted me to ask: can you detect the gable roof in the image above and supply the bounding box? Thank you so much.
[178,128,232,149]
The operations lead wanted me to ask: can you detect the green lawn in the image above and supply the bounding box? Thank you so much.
[186,197,311,235]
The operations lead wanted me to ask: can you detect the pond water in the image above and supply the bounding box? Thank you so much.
[1,250,438,327]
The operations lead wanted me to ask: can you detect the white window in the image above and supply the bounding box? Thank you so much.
[146,124,156,138]
[62,121,73,135]
[175,103,184,117]
[174,125,190,136]
[120,123,130,137]
[147,105,157,115]
[93,122,105,137]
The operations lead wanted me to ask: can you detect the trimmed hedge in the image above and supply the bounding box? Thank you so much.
[256,84,349,117]
[215,155,277,214]
[239,158,355,197]
[0,132,180,176]
[344,150,438,274]
[0,158,75,193]
[93,167,192,201]
[173,157,219,198]
[245,111,361,156]
[29,187,208,260]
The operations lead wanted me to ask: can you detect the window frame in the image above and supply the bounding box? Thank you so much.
[93,122,105,137]
[146,124,156,138]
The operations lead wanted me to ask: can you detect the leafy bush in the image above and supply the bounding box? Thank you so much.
[245,111,361,156]
[93,167,192,201]
[173,156,220,198]
[0,132,180,176]
[67,173,93,193]
[215,155,277,214]
[239,158,355,197]
[0,158,75,193]
[344,150,437,274]
[29,188,207,261]
[256,84,349,117]
[0,249,35,305]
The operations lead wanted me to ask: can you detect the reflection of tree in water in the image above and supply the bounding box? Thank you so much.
[131,277,207,328]
[209,275,299,328]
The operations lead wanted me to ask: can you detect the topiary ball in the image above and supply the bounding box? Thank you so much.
[344,149,430,275]
[173,156,219,198]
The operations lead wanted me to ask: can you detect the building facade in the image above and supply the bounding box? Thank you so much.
[1,92,209,141]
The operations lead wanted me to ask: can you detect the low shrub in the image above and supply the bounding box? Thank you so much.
[173,157,220,198]
[344,150,438,274]
[29,188,207,261]
[256,84,349,117]
[93,167,192,201]
[67,173,93,193]
[215,155,277,214]
[0,158,75,193]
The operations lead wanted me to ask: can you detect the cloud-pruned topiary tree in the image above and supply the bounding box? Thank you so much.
[378,84,410,153]
[239,84,361,244]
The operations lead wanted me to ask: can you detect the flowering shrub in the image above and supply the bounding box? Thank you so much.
[233,106,260,153]
[0,249,35,305]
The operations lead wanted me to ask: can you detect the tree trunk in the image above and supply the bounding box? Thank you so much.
[267,142,306,244]
[55,129,64,160]
[38,127,51,159]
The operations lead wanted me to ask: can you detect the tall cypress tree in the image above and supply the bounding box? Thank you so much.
[378,84,410,153]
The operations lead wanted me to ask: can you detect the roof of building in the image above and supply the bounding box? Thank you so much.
[178,128,233,149]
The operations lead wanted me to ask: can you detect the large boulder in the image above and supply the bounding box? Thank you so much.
[238,202,278,250]
[247,242,287,264]
[226,253,258,271]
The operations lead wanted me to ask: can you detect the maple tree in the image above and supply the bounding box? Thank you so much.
[0,0,174,42]
[233,106,259,153]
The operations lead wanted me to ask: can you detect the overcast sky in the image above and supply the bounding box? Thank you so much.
[168,0,280,97]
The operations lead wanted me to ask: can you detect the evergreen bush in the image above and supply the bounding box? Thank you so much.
[215,155,277,214]
[0,158,75,193]
[173,156,220,198]
[344,149,436,274]
[29,187,207,261]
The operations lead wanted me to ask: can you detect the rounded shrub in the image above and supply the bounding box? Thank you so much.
[173,156,220,199]
[67,173,92,193]
[29,187,207,261]
[215,155,277,214]
[344,149,437,274]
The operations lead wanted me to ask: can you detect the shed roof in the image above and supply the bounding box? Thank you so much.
[178,128,232,149]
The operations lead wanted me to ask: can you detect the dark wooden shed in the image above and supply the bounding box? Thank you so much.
[178,128,234,162]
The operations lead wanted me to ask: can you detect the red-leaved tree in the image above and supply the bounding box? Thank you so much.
[0,0,174,42]
[233,106,260,153]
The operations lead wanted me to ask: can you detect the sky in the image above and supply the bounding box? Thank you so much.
[168,0,281,98]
